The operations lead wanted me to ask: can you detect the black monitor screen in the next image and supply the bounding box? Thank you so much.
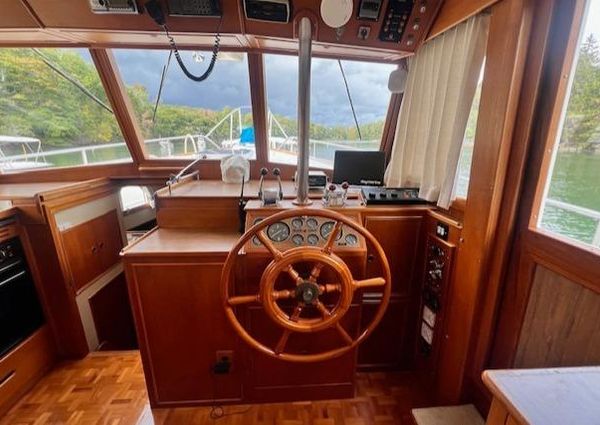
[332,151,386,185]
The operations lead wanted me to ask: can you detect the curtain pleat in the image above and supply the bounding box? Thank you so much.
[384,14,489,208]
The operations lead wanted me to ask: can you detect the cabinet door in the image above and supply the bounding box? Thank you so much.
[61,210,123,292]
[364,215,422,297]
[359,215,423,369]
[129,262,242,405]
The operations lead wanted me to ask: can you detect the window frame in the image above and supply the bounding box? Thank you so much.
[0,45,400,181]
[528,0,600,255]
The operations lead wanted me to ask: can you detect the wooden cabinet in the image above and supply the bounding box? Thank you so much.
[61,210,123,292]
[127,261,242,406]
[0,326,55,417]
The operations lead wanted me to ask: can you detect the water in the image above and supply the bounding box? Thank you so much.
[540,153,600,245]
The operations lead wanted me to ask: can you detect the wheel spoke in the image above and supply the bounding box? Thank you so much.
[272,289,295,300]
[256,231,283,260]
[275,329,291,354]
[286,265,303,285]
[290,304,303,321]
[322,221,343,254]
[336,323,353,345]
[309,262,325,282]
[319,283,342,294]
[228,294,260,306]
[316,301,332,318]
[354,277,386,289]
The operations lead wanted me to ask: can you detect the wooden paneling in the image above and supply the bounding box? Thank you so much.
[20,224,89,358]
[488,0,594,377]
[434,0,534,404]
[359,214,424,369]
[464,0,558,404]
[89,273,137,351]
[364,215,422,297]
[513,265,600,368]
[0,0,40,29]
[0,326,55,417]
[61,210,123,292]
[427,0,498,40]
[24,0,242,34]
[128,261,242,406]
[358,297,410,368]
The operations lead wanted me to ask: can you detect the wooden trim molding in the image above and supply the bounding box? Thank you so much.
[433,0,535,404]
[90,48,147,166]
[488,0,591,387]
[463,0,562,406]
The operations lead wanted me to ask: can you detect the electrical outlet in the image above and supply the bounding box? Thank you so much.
[213,350,233,375]
[216,350,233,364]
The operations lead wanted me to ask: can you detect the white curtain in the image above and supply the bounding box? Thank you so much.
[385,14,489,208]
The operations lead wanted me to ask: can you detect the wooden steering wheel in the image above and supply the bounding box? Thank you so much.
[221,208,391,362]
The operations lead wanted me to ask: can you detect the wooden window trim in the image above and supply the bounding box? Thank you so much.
[90,48,147,166]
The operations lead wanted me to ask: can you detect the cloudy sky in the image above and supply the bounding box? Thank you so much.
[111,49,395,127]
[583,0,600,40]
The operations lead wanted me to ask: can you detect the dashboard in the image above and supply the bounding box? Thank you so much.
[243,212,365,253]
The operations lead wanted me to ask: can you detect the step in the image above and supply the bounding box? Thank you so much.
[412,404,485,425]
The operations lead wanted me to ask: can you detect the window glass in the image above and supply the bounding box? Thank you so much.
[455,62,485,198]
[0,48,131,172]
[265,55,395,168]
[113,50,254,160]
[539,0,600,248]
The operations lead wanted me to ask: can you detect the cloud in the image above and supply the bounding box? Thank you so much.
[109,49,396,127]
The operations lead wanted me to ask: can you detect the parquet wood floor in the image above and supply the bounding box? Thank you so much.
[0,351,429,425]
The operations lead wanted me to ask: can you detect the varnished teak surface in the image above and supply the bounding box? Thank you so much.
[1,351,430,424]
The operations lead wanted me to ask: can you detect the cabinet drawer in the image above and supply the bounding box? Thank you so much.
[61,210,123,292]
[0,326,55,416]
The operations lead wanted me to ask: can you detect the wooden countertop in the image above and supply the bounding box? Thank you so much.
[122,227,240,256]
[159,180,298,199]
[156,180,363,200]
[482,367,600,425]
[0,182,84,200]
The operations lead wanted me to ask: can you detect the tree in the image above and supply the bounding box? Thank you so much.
[562,34,600,153]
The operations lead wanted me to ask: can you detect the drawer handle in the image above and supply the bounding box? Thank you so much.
[92,242,106,254]
[0,370,15,388]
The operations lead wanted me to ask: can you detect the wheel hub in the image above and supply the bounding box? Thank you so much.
[295,281,320,305]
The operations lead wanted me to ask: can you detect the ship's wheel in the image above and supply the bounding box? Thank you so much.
[221,208,391,362]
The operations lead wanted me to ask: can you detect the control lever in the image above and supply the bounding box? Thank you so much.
[272,168,283,201]
[238,173,248,235]
[258,167,269,199]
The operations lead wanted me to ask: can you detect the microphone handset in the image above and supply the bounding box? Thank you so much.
[144,0,221,83]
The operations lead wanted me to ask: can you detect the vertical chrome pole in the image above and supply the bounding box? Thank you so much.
[294,17,313,206]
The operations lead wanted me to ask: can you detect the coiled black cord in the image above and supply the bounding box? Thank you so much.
[162,19,221,82]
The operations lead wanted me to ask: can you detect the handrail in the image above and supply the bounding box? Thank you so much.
[544,198,600,247]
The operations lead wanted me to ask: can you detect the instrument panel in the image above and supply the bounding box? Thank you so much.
[244,212,365,253]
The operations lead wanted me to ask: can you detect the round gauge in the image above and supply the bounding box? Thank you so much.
[291,217,304,230]
[320,221,343,240]
[306,218,319,230]
[253,217,263,226]
[252,236,261,246]
[345,234,358,246]
[307,234,319,246]
[267,222,290,242]
[292,234,304,246]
